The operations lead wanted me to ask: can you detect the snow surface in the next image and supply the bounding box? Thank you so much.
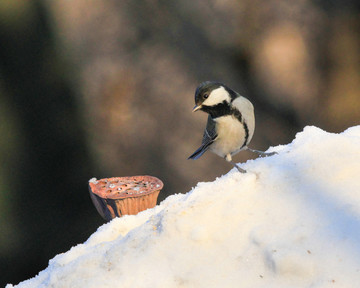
[7,126,360,288]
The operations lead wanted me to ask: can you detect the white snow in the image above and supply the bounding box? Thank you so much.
[7,125,360,288]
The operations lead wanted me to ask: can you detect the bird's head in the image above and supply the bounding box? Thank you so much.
[192,81,235,113]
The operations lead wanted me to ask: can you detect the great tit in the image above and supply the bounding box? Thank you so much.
[188,81,275,173]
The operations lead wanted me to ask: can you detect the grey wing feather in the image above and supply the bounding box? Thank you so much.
[188,115,218,160]
[202,115,217,145]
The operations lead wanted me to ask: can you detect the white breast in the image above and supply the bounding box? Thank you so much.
[209,115,247,158]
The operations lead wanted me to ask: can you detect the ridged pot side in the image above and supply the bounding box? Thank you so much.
[89,176,163,221]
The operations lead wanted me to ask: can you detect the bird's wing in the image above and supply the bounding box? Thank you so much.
[202,115,217,145]
[188,115,218,160]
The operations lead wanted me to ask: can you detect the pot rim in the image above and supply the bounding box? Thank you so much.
[89,175,163,199]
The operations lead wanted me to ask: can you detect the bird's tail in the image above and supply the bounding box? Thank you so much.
[188,145,208,160]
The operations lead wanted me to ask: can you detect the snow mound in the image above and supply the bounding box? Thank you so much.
[7,126,360,288]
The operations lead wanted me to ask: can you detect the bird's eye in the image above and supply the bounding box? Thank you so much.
[203,93,209,99]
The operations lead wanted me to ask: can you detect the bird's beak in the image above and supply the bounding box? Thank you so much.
[192,105,202,112]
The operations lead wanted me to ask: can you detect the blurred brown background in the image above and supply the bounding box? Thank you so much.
[0,0,359,286]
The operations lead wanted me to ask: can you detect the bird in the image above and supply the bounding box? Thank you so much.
[188,81,275,173]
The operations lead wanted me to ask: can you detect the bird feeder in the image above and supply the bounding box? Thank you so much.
[89,176,163,221]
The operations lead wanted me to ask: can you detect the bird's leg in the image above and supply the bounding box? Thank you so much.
[225,154,246,173]
[231,161,247,173]
[247,148,277,157]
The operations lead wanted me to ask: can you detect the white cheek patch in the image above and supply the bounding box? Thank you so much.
[202,86,230,106]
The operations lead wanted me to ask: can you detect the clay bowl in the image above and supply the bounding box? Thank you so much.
[89,175,163,221]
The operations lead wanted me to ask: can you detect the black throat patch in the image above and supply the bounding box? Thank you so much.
[201,100,231,118]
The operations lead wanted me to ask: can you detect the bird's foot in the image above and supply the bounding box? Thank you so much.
[230,161,246,173]
[236,165,247,173]
[248,148,277,157]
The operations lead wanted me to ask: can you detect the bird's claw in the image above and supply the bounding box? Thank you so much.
[230,161,246,173]
[248,148,277,157]
[236,165,247,173]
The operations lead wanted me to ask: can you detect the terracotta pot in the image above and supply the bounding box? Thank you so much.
[89,175,163,221]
